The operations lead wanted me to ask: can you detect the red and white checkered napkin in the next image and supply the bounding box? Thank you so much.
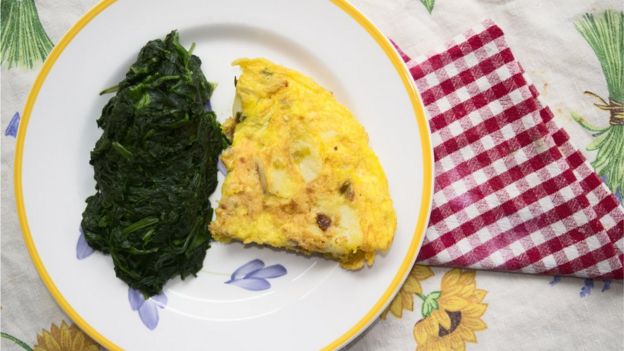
[397,20,624,279]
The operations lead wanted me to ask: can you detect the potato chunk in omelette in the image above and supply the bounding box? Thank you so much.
[210,58,396,269]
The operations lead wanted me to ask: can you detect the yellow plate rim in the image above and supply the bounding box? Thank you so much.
[14,0,434,350]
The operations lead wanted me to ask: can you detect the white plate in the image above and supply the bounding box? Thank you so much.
[15,0,433,350]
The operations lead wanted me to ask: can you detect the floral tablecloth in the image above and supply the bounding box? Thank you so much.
[1,1,623,350]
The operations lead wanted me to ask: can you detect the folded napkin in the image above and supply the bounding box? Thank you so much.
[396,20,623,279]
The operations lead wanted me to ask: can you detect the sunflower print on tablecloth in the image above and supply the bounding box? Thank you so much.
[413,269,488,351]
[33,321,99,351]
[382,265,434,319]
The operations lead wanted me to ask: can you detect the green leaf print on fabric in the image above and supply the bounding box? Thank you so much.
[420,291,441,317]
[1,331,33,351]
[573,10,624,199]
[0,0,54,69]
[420,0,435,14]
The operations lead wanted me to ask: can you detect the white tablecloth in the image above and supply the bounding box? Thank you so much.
[2,1,622,350]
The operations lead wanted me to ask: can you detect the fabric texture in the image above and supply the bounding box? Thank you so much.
[1,1,623,351]
[400,20,624,279]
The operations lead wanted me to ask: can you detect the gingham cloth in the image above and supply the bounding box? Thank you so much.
[398,20,624,279]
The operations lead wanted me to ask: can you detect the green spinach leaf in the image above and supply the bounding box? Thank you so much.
[81,31,227,297]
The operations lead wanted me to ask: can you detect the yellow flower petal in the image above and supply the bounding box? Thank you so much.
[414,319,431,344]
[442,338,456,351]
[401,276,417,292]
[453,338,466,351]
[36,333,47,348]
[72,330,85,350]
[457,326,477,343]
[60,323,73,349]
[427,317,440,336]
[457,270,476,286]
[441,295,469,311]
[443,284,473,300]
[439,285,460,298]
[461,317,487,331]
[433,338,449,351]
[422,340,439,351]
[462,303,488,318]
[41,332,62,351]
[416,340,435,351]
[442,277,476,299]
[429,309,443,325]
[50,323,61,343]
[472,288,488,302]
[403,291,414,312]
[441,269,461,289]
[459,282,477,295]
[446,335,462,350]
[388,294,405,318]
[412,265,435,280]
[433,309,452,330]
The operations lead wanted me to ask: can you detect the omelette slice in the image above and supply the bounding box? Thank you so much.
[210,58,396,269]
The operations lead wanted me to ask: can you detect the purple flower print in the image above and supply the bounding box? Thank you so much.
[549,275,620,297]
[4,112,20,137]
[548,275,561,286]
[128,288,167,330]
[225,259,287,291]
[580,279,594,297]
[76,228,94,260]
[217,159,227,176]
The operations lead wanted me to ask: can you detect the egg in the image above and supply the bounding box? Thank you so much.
[210,58,396,269]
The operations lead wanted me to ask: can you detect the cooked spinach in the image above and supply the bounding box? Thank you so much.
[80,31,227,297]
